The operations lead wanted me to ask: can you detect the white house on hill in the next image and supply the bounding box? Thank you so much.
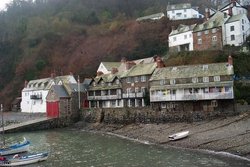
[20,74,77,113]
[224,14,250,46]
[169,24,196,52]
[167,3,203,20]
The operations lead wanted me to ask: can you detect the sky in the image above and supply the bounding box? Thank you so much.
[0,0,12,10]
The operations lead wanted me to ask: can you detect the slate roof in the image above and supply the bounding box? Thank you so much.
[193,11,225,32]
[121,63,156,78]
[51,85,69,98]
[169,24,196,36]
[150,62,234,81]
[225,14,245,24]
[23,75,77,91]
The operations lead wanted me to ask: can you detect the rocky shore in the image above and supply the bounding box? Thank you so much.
[76,112,250,159]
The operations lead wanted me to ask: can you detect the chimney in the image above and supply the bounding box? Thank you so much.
[205,8,210,21]
[24,80,28,88]
[156,56,165,68]
[228,55,233,66]
[96,71,104,76]
[231,0,236,6]
[125,61,136,70]
[228,4,233,16]
[111,67,118,74]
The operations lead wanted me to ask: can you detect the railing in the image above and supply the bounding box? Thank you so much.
[122,92,144,98]
[150,92,234,102]
[87,94,122,100]
[30,95,42,100]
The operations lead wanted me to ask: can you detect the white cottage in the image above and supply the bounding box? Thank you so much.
[167,3,203,20]
[20,74,77,113]
[218,0,248,16]
[224,14,250,46]
[169,24,196,52]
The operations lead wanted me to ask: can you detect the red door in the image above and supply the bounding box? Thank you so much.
[46,101,59,118]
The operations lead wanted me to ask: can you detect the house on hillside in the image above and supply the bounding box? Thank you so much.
[168,24,196,52]
[193,11,225,50]
[224,14,250,46]
[87,70,123,108]
[218,0,248,15]
[119,58,164,107]
[149,56,234,113]
[167,3,203,20]
[20,74,77,113]
[136,12,165,22]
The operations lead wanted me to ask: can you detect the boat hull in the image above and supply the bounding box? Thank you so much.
[0,138,30,156]
[169,131,189,141]
[0,152,48,166]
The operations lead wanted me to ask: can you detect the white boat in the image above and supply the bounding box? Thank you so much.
[0,152,48,166]
[0,138,30,156]
[169,131,189,141]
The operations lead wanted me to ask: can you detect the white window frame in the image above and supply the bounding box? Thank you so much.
[212,36,217,41]
[141,76,146,82]
[170,79,176,85]
[214,76,220,82]
[198,38,202,45]
[212,28,217,33]
[134,76,139,83]
[192,77,198,83]
[203,77,209,83]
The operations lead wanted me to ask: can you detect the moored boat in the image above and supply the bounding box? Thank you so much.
[169,131,189,141]
[0,152,48,166]
[0,138,30,156]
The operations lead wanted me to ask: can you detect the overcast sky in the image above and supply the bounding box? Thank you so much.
[0,0,12,10]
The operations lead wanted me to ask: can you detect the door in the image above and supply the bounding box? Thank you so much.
[46,101,59,118]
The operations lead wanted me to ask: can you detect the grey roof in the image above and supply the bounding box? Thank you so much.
[225,14,246,24]
[193,11,225,32]
[51,85,69,98]
[150,62,234,81]
[167,3,192,11]
[121,63,156,78]
[169,24,196,36]
[136,12,165,22]
[23,75,77,91]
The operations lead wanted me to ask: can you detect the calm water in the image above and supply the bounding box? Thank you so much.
[3,129,250,167]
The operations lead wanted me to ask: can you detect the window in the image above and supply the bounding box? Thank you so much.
[197,32,201,36]
[135,87,139,93]
[192,77,198,83]
[184,35,187,39]
[127,77,131,83]
[134,76,139,82]
[230,26,234,31]
[184,14,187,18]
[203,65,208,70]
[172,10,175,13]
[198,38,202,44]
[141,87,146,94]
[231,35,235,41]
[212,36,217,41]
[214,76,220,82]
[101,81,105,86]
[160,79,165,85]
[242,25,244,31]
[173,37,177,41]
[93,82,96,87]
[184,9,187,12]
[170,79,176,85]
[141,76,146,82]
[108,83,112,86]
[212,28,217,33]
[189,34,192,38]
[115,79,119,85]
[205,30,209,34]
[242,19,244,24]
[203,77,209,83]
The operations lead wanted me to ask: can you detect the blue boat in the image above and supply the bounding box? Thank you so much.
[0,138,30,156]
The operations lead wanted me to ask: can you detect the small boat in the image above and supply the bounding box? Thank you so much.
[0,138,30,156]
[169,131,189,141]
[0,152,49,166]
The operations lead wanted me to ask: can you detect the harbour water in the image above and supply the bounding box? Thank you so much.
[4,129,250,167]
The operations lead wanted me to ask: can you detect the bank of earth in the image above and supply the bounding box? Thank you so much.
[75,112,250,159]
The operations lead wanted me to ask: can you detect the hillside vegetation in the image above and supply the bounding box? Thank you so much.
[0,0,249,108]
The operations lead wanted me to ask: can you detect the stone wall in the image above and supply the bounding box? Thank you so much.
[82,100,240,124]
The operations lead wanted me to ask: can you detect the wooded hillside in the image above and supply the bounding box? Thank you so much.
[0,0,249,108]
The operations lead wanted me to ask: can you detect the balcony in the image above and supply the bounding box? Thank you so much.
[30,95,42,100]
[122,92,145,98]
[150,92,234,102]
[87,94,122,100]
